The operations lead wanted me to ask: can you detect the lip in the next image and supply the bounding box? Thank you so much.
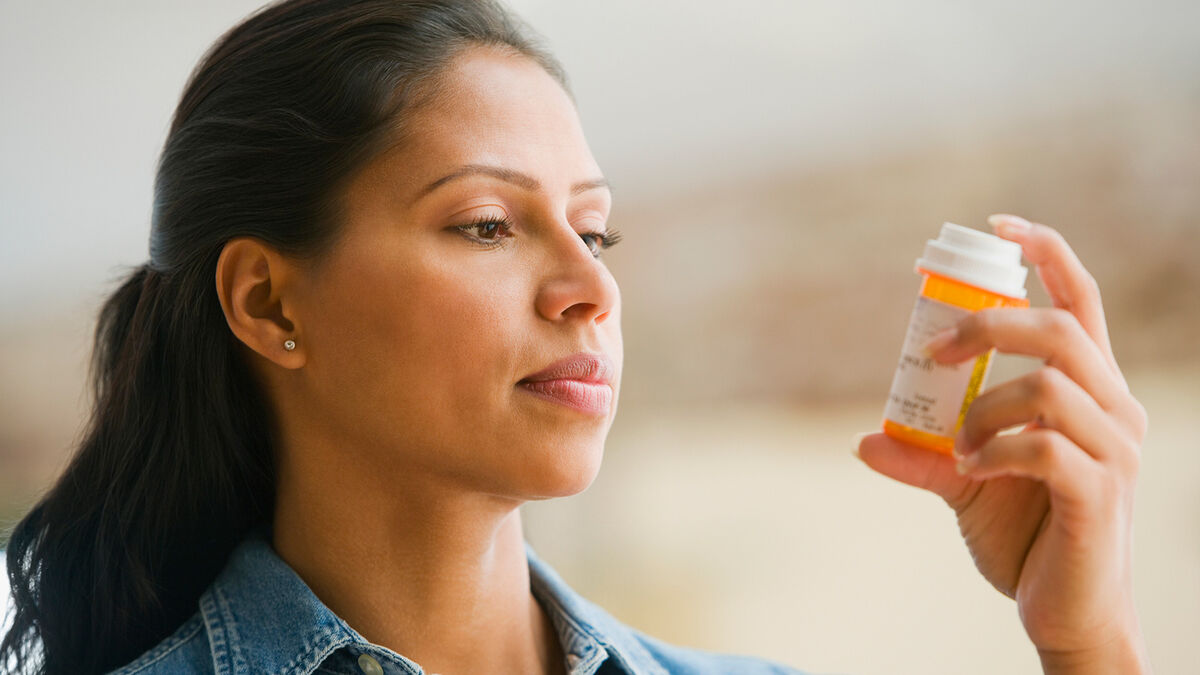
[517,352,615,415]
[519,352,614,385]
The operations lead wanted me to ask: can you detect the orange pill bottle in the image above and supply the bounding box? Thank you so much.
[881,222,1030,455]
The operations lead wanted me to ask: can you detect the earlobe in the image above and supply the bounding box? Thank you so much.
[215,237,306,369]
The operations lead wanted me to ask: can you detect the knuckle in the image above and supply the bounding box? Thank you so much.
[1129,397,1149,441]
[1025,367,1067,403]
[1104,425,1142,478]
[1045,307,1079,338]
[968,308,998,337]
[1029,431,1064,467]
[1045,226,1069,249]
[1108,399,1148,478]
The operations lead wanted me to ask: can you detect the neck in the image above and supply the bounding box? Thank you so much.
[272,456,564,675]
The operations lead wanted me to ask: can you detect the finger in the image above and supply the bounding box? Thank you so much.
[956,429,1102,507]
[987,214,1120,377]
[957,366,1137,466]
[928,307,1129,412]
[855,432,976,509]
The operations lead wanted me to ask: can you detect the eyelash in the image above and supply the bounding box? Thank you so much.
[454,213,623,258]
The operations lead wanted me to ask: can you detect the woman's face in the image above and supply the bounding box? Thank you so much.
[288,47,621,500]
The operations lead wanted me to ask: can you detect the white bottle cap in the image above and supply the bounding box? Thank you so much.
[914,222,1028,298]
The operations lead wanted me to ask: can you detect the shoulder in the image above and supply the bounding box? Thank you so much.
[106,612,213,675]
[628,627,818,675]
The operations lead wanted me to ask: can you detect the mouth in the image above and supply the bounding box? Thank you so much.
[516,379,612,415]
[517,352,615,415]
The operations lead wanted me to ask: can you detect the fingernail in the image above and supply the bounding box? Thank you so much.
[851,431,870,460]
[921,327,958,357]
[987,214,1031,238]
[955,452,979,475]
[951,429,969,459]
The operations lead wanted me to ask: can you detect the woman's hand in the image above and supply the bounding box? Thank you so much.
[854,214,1152,674]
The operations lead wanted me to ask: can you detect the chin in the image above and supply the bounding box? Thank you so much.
[519,441,606,500]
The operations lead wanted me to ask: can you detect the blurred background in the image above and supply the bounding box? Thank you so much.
[1,1,1197,673]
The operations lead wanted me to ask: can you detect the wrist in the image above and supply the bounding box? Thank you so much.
[1037,627,1152,675]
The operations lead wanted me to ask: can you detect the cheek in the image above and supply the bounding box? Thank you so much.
[398,262,529,401]
[307,247,530,453]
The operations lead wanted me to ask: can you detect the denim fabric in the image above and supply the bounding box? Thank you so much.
[106,525,818,674]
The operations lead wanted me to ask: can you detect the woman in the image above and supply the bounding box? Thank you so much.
[0,0,1151,673]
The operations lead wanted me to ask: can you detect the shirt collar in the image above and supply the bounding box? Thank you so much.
[200,525,667,675]
[526,544,669,675]
[199,523,416,675]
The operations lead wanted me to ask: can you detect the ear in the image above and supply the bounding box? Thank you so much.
[215,237,306,369]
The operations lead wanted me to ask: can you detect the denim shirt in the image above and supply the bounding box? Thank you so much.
[107,526,817,675]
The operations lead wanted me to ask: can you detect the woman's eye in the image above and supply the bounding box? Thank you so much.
[454,215,623,258]
[581,233,604,257]
[582,229,623,258]
[455,215,512,243]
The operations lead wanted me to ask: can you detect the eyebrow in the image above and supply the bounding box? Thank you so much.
[416,163,612,201]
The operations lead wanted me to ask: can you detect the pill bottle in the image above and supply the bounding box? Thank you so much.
[881,222,1030,455]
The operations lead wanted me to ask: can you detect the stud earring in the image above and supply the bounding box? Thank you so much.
[283,339,296,351]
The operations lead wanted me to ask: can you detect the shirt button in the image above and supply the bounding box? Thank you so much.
[357,653,384,675]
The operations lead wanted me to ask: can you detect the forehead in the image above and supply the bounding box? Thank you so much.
[400,47,594,174]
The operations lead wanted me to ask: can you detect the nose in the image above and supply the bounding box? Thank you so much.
[534,223,620,324]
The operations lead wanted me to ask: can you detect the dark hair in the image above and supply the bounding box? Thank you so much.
[1,1,568,672]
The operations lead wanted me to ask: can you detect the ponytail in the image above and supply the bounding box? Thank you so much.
[2,261,275,673]
[0,1,568,672]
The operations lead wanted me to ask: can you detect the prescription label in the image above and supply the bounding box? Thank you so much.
[882,295,989,437]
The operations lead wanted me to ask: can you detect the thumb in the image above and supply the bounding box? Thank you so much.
[854,431,972,506]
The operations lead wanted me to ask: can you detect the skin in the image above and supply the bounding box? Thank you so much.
[210,42,1150,675]
[215,46,619,675]
[856,214,1153,674]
